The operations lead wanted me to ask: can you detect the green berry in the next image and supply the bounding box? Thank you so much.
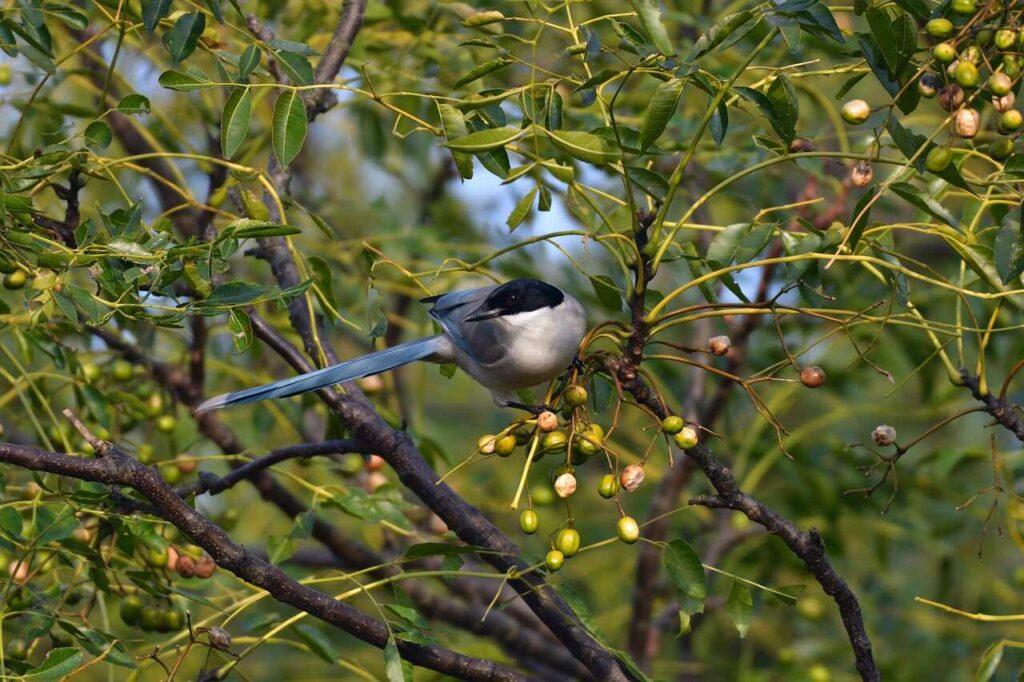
[542,430,568,453]
[563,385,587,407]
[1000,109,1023,132]
[840,99,870,124]
[926,146,954,173]
[598,474,619,498]
[139,607,163,632]
[545,549,564,571]
[951,0,976,15]
[932,42,956,64]
[3,271,27,290]
[555,527,581,557]
[120,595,143,625]
[954,60,978,88]
[495,435,517,457]
[617,516,640,544]
[110,359,134,382]
[925,18,953,38]
[989,72,1013,96]
[673,425,699,450]
[996,29,1017,50]
[990,138,1016,160]
[519,509,539,534]
[661,415,684,434]
[155,415,177,433]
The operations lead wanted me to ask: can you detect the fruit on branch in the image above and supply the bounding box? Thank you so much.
[989,138,1015,160]
[208,627,233,650]
[620,464,645,492]
[176,554,196,578]
[938,84,964,111]
[989,72,1012,96]
[519,509,539,534]
[954,61,979,88]
[542,430,569,452]
[617,516,640,544]
[709,335,732,356]
[661,415,684,434]
[993,91,1016,112]
[925,18,953,38]
[799,366,826,388]
[545,549,564,571]
[872,425,896,446]
[3,271,26,290]
[554,472,577,498]
[917,73,940,98]
[788,137,815,153]
[673,425,699,449]
[477,434,497,455]
[495,434,517,457]
[194,554,216,579]
[841,99,870,124]
[155,414,177,433]
[995,29,1017,50]
[926,146,953,172]
[537,410,558,432]
[932,42,956,64]
[110,359,134,382]
[954,108,980,138]
[998,109,1023,132]
[555,527,581,557]
[951,0,976,15]
[564,384,587,407]
[120,594,143,625]
[850,161,873,188]
[598,473,619,498]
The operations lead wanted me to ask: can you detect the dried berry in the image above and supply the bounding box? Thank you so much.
[620,464,645,492]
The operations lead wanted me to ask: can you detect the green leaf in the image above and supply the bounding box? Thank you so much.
[165,11,205,65]
[384,635,409,682]
[44,5,88,30]
[228,308,252,353]
[141,0,171,34]
[220,87,252,159]
[665,539,706,627]
[83,121,112,151]
[687,10,755,61]
[628,0,674,55]
[625,165,668,202]
[293,624,338,665]
[117,94,151,114]
[0,506,22,540]
[766,74,798,143]
[272,90,308,167]
[506,187,537,232]
[547,129,621,164]
[572,68,620,93]
[726,580,753,637]
[159,68,214,91]
[889,182,959,230]
[589,274,623,312]
[707,222,774,265]
[454,58,511,88]
[275,49,313,85]
[995,205,1024,285]
[974,639,1005,682]
[445,126,524,153]
[204,281,271,307]
[846,186,876,253]
[438,103,473,180]
[223,218,300,239]
[639,78,683,151]
[238,44,260,78]
[26,647,82,680]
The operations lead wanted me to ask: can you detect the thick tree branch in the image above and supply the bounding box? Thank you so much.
[309,0,368,117]
[0,438,530,682]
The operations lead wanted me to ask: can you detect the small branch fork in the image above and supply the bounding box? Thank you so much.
[960,369,1024,443]
[0,413,531,682]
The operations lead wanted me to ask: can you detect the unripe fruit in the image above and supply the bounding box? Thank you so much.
[617,516,640,544]
[996,29,1017,51]
[495,435,517,457]
[990,138,1016,160]
[554,472,577,498]
[155,414,177,433]
[954,107,980,138]
[545,549,564,571]
[951,0,975,14]
[808,664,831,682]
[932,42,956,64]
[0,64,11,86]
[537,411,558,432]
[1000,109,1023,132]
[840,99,870,124]
[708,335,731,356]
[926,146,954,172]
[144,546,169,568]
[954,61,978,88]
[477,435,497,455]
[575,429,601,456]
[563,385,587,407]
[194,554,216,579]
[542,430,568,452]
[1006,56,1023,79]
[162,607,184,631]
[961,46,982,65]
[850,161,873,188]
[799,366,826,388]
[975,29,993,47]
[938,84,964,111]
[925,18,953,39]
[120,595,143,625]
[917,73,940,98]
[993,91,1016,112]
[139,607,163,632]
[519,509,539,534]
[662,415,684,434]
[208,626,232,650]
[872,424,896,446]
[673,425,699,449]
[620,464,645,492]
[598,473,619,498]
[989,72,1013,96]
[137,443,154,464]
[111,359,134,381]
[80,360,101,383]
[3,271,27,290]
[555,527,581,557]
[6,638,28,660]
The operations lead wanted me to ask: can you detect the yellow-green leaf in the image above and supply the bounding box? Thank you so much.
[639,78,683,151]
[444,127,524,153]
[438,103,474,180]
[629,0,674,55]
[547,130,621,164]
[507,187,537,232]
[272,90,307,167]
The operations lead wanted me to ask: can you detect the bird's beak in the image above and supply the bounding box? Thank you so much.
[465,305,503,322]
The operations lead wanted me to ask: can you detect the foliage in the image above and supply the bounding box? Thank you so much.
[1,0,1024,680]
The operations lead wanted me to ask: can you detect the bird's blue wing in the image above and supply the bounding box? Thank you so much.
[421,285,497,357]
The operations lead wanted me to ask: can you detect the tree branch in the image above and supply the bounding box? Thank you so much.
[959,370,1024,442]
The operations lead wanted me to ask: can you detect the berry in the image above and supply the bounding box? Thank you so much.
[617,516,640,544]
[620,464,645,492]
[555,527,581,557]
[519,509,539,534]
[155,415,177,433]
[799,366,826,388]
[954,108,980,138]
[477,435,497,455]
[917,73,940,98]
[872,425,896,446]
[120,594,143,625]
[989,72,1013,96]
[554,472,577,498]
[208,626,232,650]
[176,555,196,578]
[545,549,564,571]
[563,385,587,407]
[926,146,953,172]
[495,435,517,457]
[598,474,619,498]
[990,138,1015,160]
[110,359,134,382]
[673,425,699,449]
[3,271,27,290]
[0,64,11,86]
[140,607,163,632]
[840,99,870,124]
[925,18,953,38]
[6,638,28,660]
[162,607,184,631]
[537,411,558,432]
[996,29,1018,51]
[788,137,815,153]
[661,416,684,435]
[542,430,568,452]
[850,161,873,188]
[999,109,1023,132]
[954,61,978,88]
[993,91,1016,112]
[932,43,956,64]
[951,0,976,14]
[938,84,964,111]
[144,547,169,568]
[708,335,731,356]
[194,554,216,579]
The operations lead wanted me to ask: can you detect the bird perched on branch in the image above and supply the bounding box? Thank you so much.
[195,279,587,414]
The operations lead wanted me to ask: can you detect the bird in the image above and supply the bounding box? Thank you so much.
[194,278,587,414]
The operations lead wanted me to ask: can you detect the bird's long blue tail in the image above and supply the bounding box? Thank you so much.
[195,336,445,414]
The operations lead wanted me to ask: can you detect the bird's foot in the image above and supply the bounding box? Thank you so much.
[570,355,585,372]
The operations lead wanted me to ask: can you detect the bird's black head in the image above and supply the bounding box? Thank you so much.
[466,279,564,322]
